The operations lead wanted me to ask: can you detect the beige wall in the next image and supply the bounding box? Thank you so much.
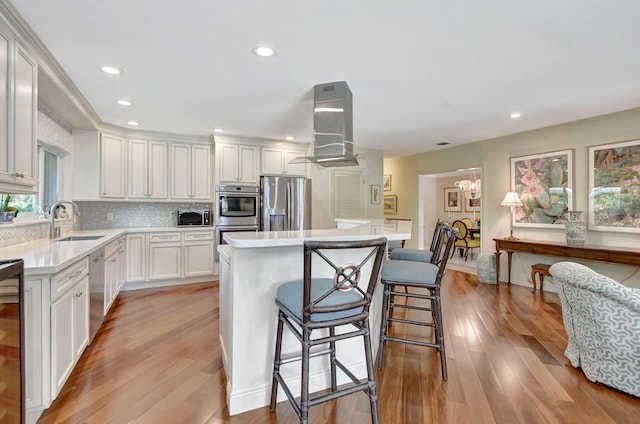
[385,106,640,289]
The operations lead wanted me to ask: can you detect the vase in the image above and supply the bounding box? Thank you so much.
[565,211,586,246]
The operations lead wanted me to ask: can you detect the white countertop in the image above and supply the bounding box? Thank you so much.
[223,218,411,248]
[0,225,214,275]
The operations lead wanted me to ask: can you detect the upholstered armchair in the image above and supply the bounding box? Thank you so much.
[549,261,640,397]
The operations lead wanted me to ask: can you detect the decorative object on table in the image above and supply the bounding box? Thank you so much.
[383,174,391,191]
[564,210,586,246]
[383,195,397,214]
[549,261,640,398]
[455,168,481,199]
[371,184,381,204]
[588,138,640,233]
[500,191,523,240]
[511,149,574,228]
[443,187,461,212]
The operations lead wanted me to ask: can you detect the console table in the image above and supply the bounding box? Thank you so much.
[493,238,640,285]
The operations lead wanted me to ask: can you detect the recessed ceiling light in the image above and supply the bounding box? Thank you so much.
[213,128,224,133]
[117,99,132,106]
[286,136,294,141]
[510,112,521,119]
[127,121,139,126]
[102,66,121,75]
[253,45,275,57]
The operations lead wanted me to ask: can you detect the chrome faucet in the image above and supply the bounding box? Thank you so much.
[49,200,80,239]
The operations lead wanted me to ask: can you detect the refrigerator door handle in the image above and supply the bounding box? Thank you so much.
[286,182,292,230]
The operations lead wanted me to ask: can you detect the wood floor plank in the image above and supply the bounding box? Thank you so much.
[36,274,640,424]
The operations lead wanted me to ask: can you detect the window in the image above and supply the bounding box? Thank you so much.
[40,148,58,212]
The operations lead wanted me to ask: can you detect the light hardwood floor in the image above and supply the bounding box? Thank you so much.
[38,271,640,423]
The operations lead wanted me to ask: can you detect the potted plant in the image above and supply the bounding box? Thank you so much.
[0,195,18,223]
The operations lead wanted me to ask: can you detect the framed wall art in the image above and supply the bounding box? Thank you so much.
[383,174,392,191]
[383,195,397,214]
[510,149,574,228]
[465,196,481,212]
[589,139,640,233]
[444,187,461,212]
[371,185,381,204]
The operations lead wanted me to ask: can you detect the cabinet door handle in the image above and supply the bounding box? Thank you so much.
[76,290,83,297]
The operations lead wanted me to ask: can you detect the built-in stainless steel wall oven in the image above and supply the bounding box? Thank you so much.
[215,184,259,260]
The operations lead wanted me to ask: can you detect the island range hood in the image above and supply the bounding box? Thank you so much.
[290,81,359,167]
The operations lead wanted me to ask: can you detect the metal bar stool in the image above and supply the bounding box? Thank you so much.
[389,220,445,264]
[377,224,457,380]
[270,237,387,424]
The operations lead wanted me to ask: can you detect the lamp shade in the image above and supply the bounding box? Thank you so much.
[500,191,523,207]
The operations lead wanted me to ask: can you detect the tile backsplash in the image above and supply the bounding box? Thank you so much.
[0,202,213,247]
[78,201,213,230]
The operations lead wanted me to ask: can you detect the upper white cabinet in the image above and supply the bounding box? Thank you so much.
[171,143,212,200]
[100,133,127,198]
[216,143,258,184]
[260,147,306,176]
[0,27,37,193]
[128,139,168,199]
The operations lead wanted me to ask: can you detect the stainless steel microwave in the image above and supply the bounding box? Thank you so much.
[177,210,211,226]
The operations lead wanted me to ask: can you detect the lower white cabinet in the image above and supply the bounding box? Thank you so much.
[50,273,89,399]
[149,232,182,280]
[126,234,147,282]
[125,230,215,285]
[184,231,215,277]
[24,277,46,413]
[104,236,125,314]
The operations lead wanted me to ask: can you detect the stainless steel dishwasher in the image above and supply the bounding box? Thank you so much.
[89,248,105,343]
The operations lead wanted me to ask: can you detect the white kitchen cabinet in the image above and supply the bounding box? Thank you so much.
[171,143,212,200]
[126,234,147,282]
[104,236,125,314]
[260,147,306,176]
[100,133,127,198]
[128,139,168,199]
[0,28,37,193]
[50,260,89,399]
[183,231,215,277]
[216,143,258,184]
[24,277,46,413]
[148,232,181,280]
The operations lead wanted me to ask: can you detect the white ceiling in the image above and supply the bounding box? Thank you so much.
[10,0,640,157]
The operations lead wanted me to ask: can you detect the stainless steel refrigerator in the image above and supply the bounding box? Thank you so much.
[260,175,312,231]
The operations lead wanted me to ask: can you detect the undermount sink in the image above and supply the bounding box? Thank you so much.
[55,235,105,242]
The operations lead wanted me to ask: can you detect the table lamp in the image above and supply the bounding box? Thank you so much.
[500,191,523,240]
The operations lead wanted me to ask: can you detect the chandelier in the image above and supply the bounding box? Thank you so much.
[455,169,481,199]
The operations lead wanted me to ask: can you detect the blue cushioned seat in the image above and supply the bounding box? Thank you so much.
[276,278,365,322]
[381,260,438,284]
[387,240,404,251]
[390,248,432,263]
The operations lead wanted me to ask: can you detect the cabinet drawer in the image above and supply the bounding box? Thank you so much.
[51,257,89,300]
[184,231,214,242]
[148,232,181,243]
[104,240,119,257]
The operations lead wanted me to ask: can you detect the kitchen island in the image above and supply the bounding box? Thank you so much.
[218,219,410,415]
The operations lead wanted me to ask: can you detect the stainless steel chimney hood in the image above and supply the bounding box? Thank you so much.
[290,81,359,167]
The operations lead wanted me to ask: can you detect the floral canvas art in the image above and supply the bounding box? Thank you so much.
[589,139,640,233]
[510,150,574,228]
